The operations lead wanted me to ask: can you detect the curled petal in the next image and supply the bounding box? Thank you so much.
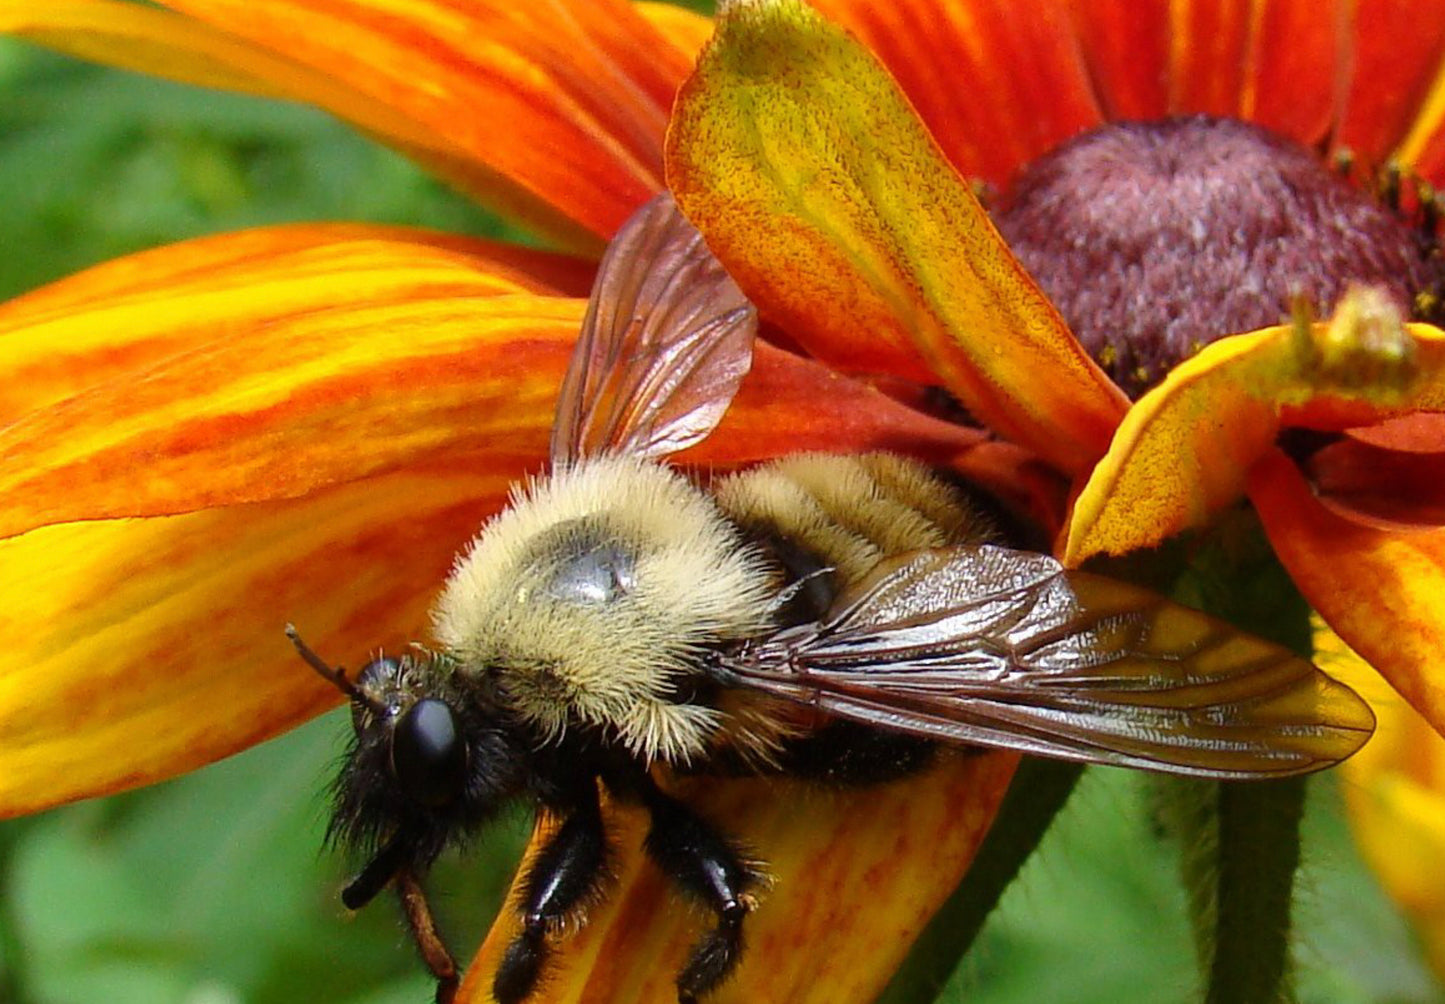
[460,753,1017,1003]
[1252,453,1445,739]
[1065,303,1445,565]
[0,466,518,817]
[667,0,1126,475]
[1305,431,1445,529]
[810,0,1102,185]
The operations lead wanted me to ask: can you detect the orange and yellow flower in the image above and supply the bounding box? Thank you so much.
[2,0,1444,1001]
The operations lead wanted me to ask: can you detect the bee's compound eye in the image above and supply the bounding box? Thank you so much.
[391,698,468,808]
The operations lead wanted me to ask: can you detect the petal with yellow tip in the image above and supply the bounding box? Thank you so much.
[0,467,519,817]
[634,0,713,57]
[459,753,1017,1003]
[809,0,1101,185]
[1251,452,1445,740]
[666,0,1126,476]
[1064,293,1445,565]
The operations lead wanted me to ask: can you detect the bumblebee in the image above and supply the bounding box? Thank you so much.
[288,193,1374,1004]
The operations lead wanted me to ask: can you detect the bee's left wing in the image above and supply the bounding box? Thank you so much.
[716,546,1375,778]
[550,193,757,466]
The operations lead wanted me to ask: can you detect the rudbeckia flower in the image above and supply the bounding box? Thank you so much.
[1,0,1442,1003]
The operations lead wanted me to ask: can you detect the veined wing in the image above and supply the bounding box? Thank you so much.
[718,546,1375,778]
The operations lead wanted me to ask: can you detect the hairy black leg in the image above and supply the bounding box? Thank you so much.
[396,869,459,1004]
[631,776,763,1003]
[493,789,609,1004]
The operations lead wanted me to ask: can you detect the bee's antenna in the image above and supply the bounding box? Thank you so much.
[285,623,378,710]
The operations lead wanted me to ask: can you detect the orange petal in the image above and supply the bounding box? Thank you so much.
[153,0,689,244]
[666,0,1126,476]
[460,753,1017,1003]
[0,465,520,816]
[0,224,592,425]
[809,0,1102,185]
[1072,0,1339,145]
[696,342,991,467]
[11,1,690,247]
[1251,452,1445,740]
[1064,300,1445,565]
[1336,0,1445,167]
[0,261,591,538]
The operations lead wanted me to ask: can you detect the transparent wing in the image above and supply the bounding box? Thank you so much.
[719,546,1375,778]
[549,192,758,466]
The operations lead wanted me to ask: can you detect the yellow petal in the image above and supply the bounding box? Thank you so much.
[1252,452,1445,741]
[665,0,1126,477]
[0,466,518,816]
[1065,297,1445,565]
[460,753,1017,1002]
[1331,619,1445,980]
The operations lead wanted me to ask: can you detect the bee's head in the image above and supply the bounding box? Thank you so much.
[286,626,528,906]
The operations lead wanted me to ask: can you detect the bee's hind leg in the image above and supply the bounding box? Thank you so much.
[626,773,766,1003]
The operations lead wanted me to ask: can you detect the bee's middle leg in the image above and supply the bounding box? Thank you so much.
[493,784,608,1004]
[629,774,765,1003]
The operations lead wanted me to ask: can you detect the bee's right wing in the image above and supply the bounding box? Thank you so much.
[717,546,1375,778]
[549,193,758,467]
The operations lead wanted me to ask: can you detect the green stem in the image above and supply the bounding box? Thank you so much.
[1208,777,1306,1004]
[876,757,1085,1004]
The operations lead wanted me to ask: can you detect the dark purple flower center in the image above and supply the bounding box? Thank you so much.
[993,115,1443,397]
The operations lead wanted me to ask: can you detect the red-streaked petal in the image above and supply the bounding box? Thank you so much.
[1251,452,1445,740]
[153,0,688,243]
[1071,0,1338,146]
[635,0,713,56]
[0,231,987,539]
[0,466,518,816]
[460,753,1017,1003]
[809,0,1102,185]
[1349,0,1445,175]
[0,292,582,538]
[666,0,1126,476]
[0,224,593,425]
[1064,309,1445,566]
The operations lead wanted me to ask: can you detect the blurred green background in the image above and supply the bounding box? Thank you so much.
[0,8,1441,1004]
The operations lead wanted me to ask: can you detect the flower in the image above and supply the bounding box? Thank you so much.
[1,1,1443,1003]
[1322,623,1445,986]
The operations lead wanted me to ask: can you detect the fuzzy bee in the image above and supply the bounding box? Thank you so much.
[288,193,1374,1004]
